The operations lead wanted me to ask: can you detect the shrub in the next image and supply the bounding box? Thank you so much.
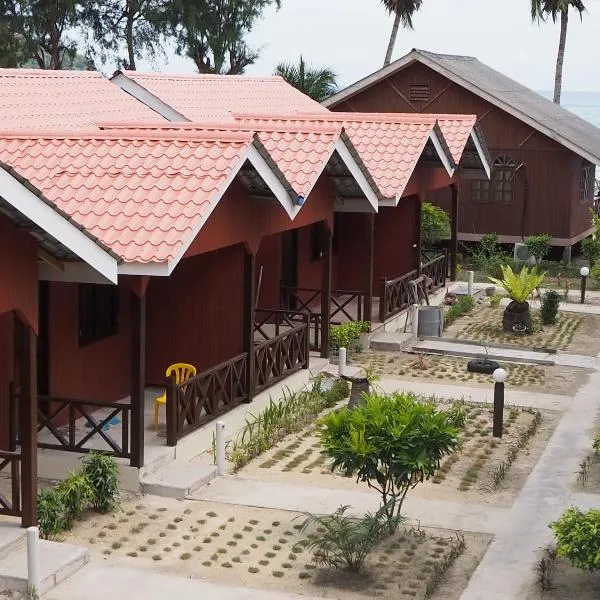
[488,264,545,304]
[421,202,450,246]
[593,432,600,454]
[298,504,401,573]
[525,234,552,262]
[330,321,370,353]
[540,290,561,325]
[551,507,600,571]
[82,452,120,513]
[444,295,474,328]
[37,488,68,540]
[447,402,468,428]
[57,471,95,522]
[581,237,600,268]
[318,392,460,527]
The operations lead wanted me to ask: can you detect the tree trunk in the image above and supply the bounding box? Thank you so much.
[553,9,568,104]
[126,12,136,70]
[383,11,401,67]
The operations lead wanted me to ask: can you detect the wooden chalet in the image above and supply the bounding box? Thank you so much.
[325,49,600,252]
[0,68,489,527]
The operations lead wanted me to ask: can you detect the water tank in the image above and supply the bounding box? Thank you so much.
[417,306,444,338]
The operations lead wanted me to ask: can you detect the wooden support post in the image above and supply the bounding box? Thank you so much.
[364,214,374,326]
[450,184,458,281]
[320,223,332,359]
[243,249,256,403]
[415,195,423,275]
[16,315,37,528]
[165,375,177,447]
[130,289,146,468]
[378,278,387,324]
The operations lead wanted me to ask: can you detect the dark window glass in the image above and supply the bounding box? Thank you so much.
[79,284,119,346]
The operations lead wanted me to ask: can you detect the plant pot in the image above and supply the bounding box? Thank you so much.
[512,323,527,335]
[467,359,501,374]
[485,286,496,297]
[502,301,532,332]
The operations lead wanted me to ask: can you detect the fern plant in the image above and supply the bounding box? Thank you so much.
[488,265,545,304]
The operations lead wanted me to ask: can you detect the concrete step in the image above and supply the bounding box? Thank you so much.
[141,462,218,499]
[370,331,414,351]
[0,538,89,594]
[0,522,26,561]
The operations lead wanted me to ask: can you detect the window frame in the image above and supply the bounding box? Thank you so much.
[580,160,594,203]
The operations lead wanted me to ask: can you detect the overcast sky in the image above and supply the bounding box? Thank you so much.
[135,0,600,93]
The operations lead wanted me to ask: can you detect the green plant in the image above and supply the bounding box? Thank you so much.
[298,503,401,573]
[551,507,600,571]
[489,265,546,304]
[330,321,370,353]
[37,488,68,540]
[81,451,120,513]
[56,471,95,522]
[420,202,450,245]
[444,295,474,328]
[541,290,561,325]
[489,295,502,309]
[447,402,468,428]
[593,432,600,454]
[318,392,460,527]
[525,234,552,262]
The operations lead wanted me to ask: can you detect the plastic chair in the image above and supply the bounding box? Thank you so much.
[154,363,196,432]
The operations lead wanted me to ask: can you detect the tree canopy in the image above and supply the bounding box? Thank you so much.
[274,55,337,102]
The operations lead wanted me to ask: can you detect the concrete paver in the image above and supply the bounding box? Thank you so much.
[192,475,508,536]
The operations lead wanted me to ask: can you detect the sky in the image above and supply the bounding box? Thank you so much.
[134,0,600,93]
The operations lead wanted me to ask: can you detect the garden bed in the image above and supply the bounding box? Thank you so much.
[65,496,490,600]
[240,401,559,507]
[352,351,588,396]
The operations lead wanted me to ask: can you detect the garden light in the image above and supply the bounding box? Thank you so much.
[580,266,590,304]
[492,368,507,437]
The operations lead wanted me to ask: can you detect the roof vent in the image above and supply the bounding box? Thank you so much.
[409,84,430,103]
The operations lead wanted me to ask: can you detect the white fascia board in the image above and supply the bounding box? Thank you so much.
[428,131,455,177]
[118,261,170,276]
[471,131,491,179]
[111,73,190,123]
[333,138,379,213]
[0,168,118,283]
[334,198,376,213]
[40,262,115,284]
[246,145,298,220]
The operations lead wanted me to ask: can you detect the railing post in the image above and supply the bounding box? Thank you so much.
[365,213,374,325]
[303,313,310,368]
[416,194,423,276]
[450,184,458,281]
[130,287,146,468]
[378,278,387,324]
[166,376,178,447]
[8,382,17,451]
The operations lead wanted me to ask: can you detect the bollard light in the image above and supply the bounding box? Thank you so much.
[215,421,226,476]
[338,347,347,377]
[27,526,40,598]
[580,266,590,304]
[492,368,507,438]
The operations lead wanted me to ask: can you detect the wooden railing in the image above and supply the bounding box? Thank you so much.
[166,353,249,444]
[379,269,418,323]
[37,397,131,460]
[0,451,21,518]
[254,319,310,394]
[422,250,447,292]
[255,308,321,351]
[280,286,368,323]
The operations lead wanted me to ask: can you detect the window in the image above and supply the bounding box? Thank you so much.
[409,84,430,103]
[491,155,517,204]
[580,160,594,202]
[79,284,119,346]
[471,179,490,203]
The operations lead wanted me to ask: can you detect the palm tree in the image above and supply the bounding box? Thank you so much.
[274,55,338,102]
[381,0,423,67]
[531,0,586,104]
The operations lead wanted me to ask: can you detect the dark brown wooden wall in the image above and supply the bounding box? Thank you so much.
[47,282,132,403]
[145,245,245,385]
[0,312,14,449]
[256,233,282,309]
[333,62,593,242]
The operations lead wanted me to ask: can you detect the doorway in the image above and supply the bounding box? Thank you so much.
[281,230,298,309]
[37,281,50,397]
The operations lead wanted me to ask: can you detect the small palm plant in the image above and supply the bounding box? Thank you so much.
[488,265,545,332]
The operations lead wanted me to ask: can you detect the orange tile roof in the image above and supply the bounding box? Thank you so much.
[426,114,477,164]
[98,120,344,199]
[0,69,163,130]
[115,71,327,122]
[234,113,443,200]
[0,130,257,263]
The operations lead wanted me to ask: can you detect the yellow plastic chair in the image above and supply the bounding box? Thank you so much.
[154,363,196,432]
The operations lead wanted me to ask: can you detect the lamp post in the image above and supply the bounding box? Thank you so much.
[492,368,507,438]
[580,266,590,304]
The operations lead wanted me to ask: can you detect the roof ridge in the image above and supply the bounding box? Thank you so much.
[412,48,478,61]
[0,68,102,78]
[119,70,284,82]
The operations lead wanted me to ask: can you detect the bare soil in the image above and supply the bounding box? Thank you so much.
[65,497,490,600]
[526,555,600,599]
[240,403,559,508]
[352,351,589,396]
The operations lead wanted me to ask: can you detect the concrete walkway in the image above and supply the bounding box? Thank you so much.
[459,356,600,600]
[45,564,326,600]
[191,476,508,536]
